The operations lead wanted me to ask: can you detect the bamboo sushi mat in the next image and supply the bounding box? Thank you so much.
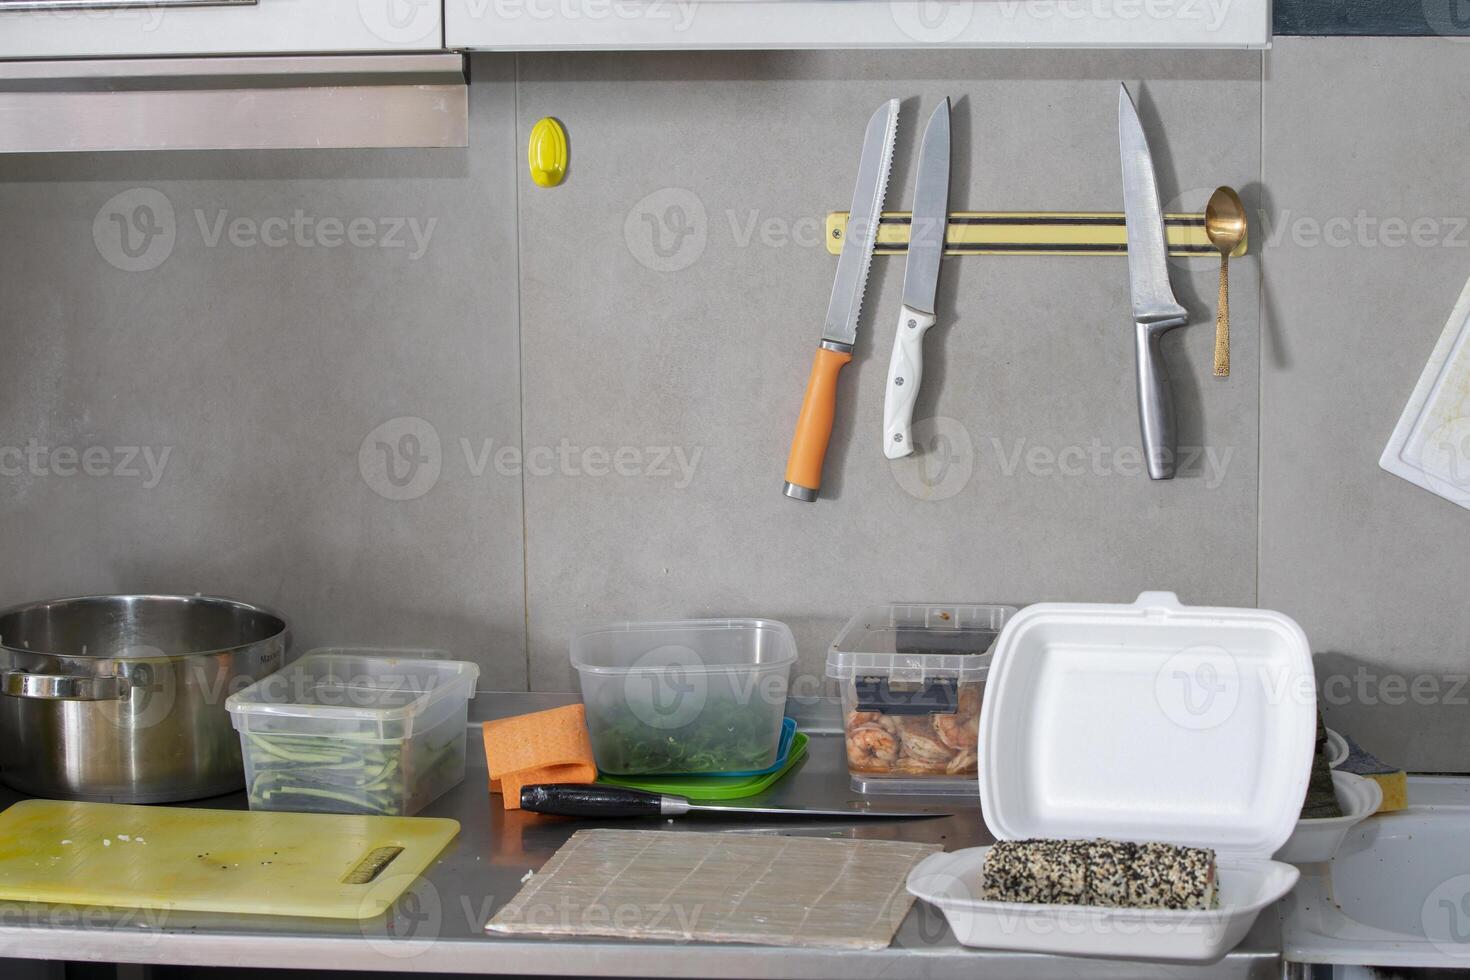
[486,829,940,950]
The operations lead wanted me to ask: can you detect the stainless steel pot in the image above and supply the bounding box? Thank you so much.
[0,594,287,803]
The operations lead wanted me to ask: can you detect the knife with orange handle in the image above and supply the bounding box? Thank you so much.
[782,99,900,502]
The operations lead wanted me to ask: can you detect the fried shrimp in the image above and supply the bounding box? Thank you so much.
[846,723,900,769]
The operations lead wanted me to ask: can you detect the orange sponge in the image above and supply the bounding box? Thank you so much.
[483,704,597,810]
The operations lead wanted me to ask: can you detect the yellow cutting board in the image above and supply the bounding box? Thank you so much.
[0,800,459,920]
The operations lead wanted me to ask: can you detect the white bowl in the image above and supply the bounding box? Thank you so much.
[906,845,1300,962]
[1324,727,1349,768]
[1273,771,1381,865]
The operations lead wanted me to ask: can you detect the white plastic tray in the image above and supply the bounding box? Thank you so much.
[907,592,1314,961]
[1381,270,1470,509]
[907,847,1298,962]
[1274,771,1381,866]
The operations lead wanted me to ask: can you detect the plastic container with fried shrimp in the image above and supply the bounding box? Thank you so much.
[826,603,1017,796]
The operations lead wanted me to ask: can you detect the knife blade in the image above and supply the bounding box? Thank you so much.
[521,784,950,820]
[883,98,951,460]
[782,99,900,502]
[1119,84,1190,481]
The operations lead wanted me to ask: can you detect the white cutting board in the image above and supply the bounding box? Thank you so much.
[1381,271,1470,509]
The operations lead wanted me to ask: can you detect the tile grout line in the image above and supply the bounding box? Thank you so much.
[1255,47,1266,610]
[512,52,533,694]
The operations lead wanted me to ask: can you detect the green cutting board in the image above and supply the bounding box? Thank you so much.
[0,800,458,919]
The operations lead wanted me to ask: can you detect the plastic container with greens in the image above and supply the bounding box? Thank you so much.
[571,619,796,776]
[226,648,479,816]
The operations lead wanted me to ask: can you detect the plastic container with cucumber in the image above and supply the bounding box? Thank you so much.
[227,649,479,817]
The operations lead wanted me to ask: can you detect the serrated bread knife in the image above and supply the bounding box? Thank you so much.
[1119,84,1190,481]
[883,98,951,459]
[783,99,900,501]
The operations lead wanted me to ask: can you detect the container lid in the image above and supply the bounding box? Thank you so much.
[978,592,1316,860]
[571,619,796,675]
[826,603,1016,683]
[225,648,479,723]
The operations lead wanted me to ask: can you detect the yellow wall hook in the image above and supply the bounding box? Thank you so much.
[528,117,568,188]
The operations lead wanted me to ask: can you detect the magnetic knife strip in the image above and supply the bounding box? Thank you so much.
[825,211,1249,257]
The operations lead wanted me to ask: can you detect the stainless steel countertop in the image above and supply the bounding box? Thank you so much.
[0,692,1281,978]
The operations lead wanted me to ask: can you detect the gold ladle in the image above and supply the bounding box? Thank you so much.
[1204,186,1246,378]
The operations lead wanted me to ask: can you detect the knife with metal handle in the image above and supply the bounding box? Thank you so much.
[521,784,950,820]
[1119,84,1190,481]
[783,99,900,501]
[883,98,951,460]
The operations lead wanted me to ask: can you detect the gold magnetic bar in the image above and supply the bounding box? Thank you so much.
[825,211,1248,258]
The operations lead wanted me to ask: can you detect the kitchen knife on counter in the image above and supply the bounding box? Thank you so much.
[783,99,900,501]
[1119,84,1190,481]
[521,784,950,820]
[883,98,951,459]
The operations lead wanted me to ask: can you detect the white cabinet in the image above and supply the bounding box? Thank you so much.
[0,0,443,60]
[445,0,1269,50]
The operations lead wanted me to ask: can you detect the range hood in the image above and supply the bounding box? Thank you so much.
[0,53,468,153]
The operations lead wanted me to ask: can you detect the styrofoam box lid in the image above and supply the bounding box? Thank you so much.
[978,592,1316,860]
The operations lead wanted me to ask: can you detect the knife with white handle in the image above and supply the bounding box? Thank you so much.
[1119,85,1190,481]
[883,98,951,460]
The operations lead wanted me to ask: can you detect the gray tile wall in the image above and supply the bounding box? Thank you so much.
[0,57,528,688]
[0,40,1464,770]
[1260,37,1470,773]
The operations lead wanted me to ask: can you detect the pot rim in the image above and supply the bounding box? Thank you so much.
[0,593,289,664]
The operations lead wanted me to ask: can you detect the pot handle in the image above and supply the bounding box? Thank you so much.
[1,669,125,701]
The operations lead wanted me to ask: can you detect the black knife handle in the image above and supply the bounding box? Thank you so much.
[521,784,667,818]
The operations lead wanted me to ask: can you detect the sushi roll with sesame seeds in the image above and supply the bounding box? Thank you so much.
[980,839,1048,903]
[1044,841,1090,905]
[980,838,1217,910]
[1134,842,1217,911]
[1086,839,1138,906]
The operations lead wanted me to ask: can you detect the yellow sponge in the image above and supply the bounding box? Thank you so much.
[1338,735,1408,813]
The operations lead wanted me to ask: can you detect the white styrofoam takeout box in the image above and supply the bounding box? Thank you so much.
[906,592,1315,962]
